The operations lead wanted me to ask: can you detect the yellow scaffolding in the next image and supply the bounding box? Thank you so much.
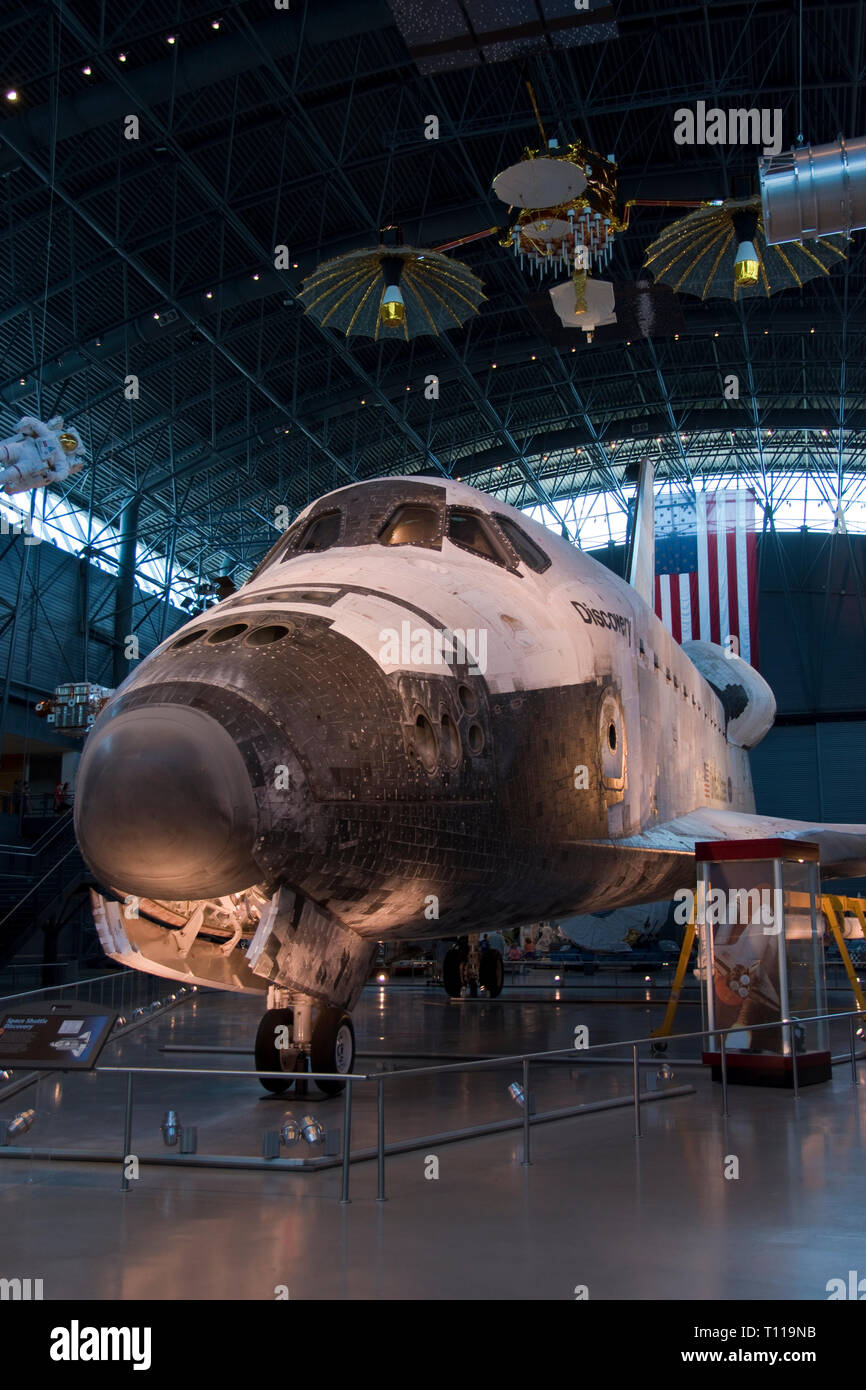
[650,916,696,1040]
[820,895,866,1013]
[652,895,866,1038]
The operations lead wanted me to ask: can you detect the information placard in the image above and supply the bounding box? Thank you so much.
[0,1000,118,1070]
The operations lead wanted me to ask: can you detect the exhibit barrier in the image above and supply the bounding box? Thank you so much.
[0,972,192,1104]
[0,967,174,1013]
[1,1001,862,1205]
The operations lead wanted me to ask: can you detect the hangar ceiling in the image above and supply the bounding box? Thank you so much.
[1,0,864,595]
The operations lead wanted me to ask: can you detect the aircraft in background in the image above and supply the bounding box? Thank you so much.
[74,462,866,1092]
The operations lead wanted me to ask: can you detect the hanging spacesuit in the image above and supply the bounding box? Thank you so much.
[0,416,86,495]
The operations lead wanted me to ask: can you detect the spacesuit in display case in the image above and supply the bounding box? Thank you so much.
[696,838,830,1086]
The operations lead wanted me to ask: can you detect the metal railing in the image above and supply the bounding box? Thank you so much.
[0,968,172,1012]
[0,812,76,863]
[0,794,74,819]
[2,1000,860,1206]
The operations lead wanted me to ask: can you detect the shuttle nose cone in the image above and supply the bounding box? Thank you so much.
[75,704,261,898]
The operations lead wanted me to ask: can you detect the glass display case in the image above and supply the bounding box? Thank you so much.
[696,838,830,1086]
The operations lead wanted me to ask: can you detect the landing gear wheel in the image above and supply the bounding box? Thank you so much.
[442,947,464,998]
[480,948,504,998]
[311,1008,355,1096]
[255,1008,295,1094]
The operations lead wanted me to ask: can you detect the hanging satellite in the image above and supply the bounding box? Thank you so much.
[494,138,625,276]
[298,226,485,341]
[35,683,113,736]
[642,197,849,299]
[492,150,587,210]
[549,274,616,341]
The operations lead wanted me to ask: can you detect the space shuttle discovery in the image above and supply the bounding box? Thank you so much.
[74,463,866,1089]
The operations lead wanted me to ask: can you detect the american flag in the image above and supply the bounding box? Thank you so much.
[653,490,760,667]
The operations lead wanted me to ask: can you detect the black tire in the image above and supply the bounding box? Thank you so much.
[442,947,464,998]
[467,978,478,999]
[255,1008,295,1094]
[310,1008,355,1096]
[479,948,504,997]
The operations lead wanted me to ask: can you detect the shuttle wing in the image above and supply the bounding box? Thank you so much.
[601,809,866,878]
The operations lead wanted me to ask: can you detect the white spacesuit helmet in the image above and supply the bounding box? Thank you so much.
[46,417,85,457]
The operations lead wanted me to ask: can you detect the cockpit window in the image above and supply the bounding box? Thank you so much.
[248,525,297,581]
[293,511,342,554]
[493,515,551,573]
[447,509,510,565]
[380,504,440,547]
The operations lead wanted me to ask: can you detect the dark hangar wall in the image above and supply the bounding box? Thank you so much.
[751,530,866,823]
[0,531,187,738]
[597,529,866,823]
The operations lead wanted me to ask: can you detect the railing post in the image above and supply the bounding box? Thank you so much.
[632,1044,641,1137]
[719,1031,729,1117]
[120,1071,134,1192]
[376,1076,386,1202]
[851,1014,859,1087]
[521,1057,531,1166]
[788,1021,800,1100]
[340,1079,352,1204]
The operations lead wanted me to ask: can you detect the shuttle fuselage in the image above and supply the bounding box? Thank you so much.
[75,476,769,1016]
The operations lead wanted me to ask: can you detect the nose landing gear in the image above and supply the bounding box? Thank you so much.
[311,1007,355,1096]
[254,990,356,1096]
[254,1005,299,1095]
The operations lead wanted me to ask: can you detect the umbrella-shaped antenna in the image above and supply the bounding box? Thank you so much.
[299,225,486,341]
[642,197,848,300]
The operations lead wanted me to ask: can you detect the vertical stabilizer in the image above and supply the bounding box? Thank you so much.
[626,455,655,606]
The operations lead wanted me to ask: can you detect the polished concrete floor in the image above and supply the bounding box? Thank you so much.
[0,978,863,1300]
